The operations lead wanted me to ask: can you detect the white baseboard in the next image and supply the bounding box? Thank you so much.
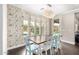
[7,44,25,50]
[61,39,75,45]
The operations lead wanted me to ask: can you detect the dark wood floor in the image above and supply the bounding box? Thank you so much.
[8,42,79,55]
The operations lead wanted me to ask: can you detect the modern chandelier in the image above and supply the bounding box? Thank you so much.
[41,4,55,19]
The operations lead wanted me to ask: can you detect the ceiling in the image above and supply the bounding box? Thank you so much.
[14,4,79,15]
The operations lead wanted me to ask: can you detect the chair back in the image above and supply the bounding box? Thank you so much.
[51,32,60,48]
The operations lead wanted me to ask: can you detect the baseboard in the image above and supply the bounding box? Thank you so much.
[7,44,25,50]
[61,39,75,45]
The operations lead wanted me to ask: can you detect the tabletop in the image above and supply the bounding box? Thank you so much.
[30,36,50,44]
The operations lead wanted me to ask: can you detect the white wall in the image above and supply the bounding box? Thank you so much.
[59,8,79,45]
[0,4,3,55]
[3,5,7,55]
[61,12,75,44]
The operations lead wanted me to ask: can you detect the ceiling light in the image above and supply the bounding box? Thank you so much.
[41,4,55,19]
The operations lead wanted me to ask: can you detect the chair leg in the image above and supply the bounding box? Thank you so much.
[25,50,27,55]
[45,50,47,55]
[58,48,63,55]
[38,47,41,55]
[57,48,61,55]
[50,48,52,55]
[50,46,55,54]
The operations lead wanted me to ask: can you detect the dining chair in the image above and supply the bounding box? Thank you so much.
[24,35,40,55]
[50,32,61,54]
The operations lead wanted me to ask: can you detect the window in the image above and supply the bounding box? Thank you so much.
[35,22,40,35]
[30,21,35,36]
[23,20,29,35]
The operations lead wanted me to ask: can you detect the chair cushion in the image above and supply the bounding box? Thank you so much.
[26,44,39,51]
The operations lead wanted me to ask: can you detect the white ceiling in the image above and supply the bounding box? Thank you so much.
[14,4,79,15]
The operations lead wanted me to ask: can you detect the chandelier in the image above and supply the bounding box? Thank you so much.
[41,4,55,19]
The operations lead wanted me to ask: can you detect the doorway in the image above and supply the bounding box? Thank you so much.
[75,12,79,45]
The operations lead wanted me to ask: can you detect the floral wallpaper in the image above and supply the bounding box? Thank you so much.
[7,5,30,48]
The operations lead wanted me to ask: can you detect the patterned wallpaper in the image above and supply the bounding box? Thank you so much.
[7,5,50,49]
[7,5,30,48]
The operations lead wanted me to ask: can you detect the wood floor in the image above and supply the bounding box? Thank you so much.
[8,42,79,55]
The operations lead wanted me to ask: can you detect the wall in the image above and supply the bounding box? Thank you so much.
[7,5,25,49]
[60,12,75,44]
[0,4,3,55]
